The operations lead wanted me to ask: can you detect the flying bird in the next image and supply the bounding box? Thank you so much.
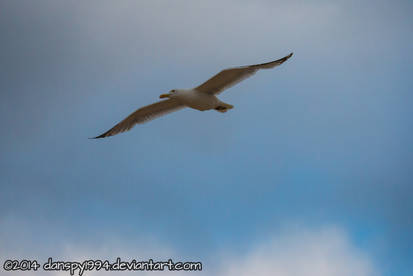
[93,53,293,138]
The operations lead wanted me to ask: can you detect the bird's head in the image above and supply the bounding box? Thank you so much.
[159,89,177,99]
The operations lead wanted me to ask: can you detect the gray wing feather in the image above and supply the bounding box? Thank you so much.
[195,53,293,95]
[93,99,184,138]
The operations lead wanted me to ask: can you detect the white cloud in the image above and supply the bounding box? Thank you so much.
[219,226,377,276]
[0,223,378,276]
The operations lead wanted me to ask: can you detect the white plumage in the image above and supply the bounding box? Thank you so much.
[93,53,293,138]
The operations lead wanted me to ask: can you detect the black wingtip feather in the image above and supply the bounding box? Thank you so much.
[89,131,112,139]
[282,52,293,62]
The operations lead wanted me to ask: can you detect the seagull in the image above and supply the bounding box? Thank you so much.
[93,53,293,138]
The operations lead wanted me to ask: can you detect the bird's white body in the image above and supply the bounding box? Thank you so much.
[170,89,229,111]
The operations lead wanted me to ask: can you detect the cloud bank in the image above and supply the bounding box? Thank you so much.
[1,224,377,276]
[220,226,377,276]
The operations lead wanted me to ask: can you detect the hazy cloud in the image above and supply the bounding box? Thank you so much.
[1,221,377,276]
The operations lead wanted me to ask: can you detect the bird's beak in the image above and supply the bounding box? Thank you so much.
[159,93,170,99]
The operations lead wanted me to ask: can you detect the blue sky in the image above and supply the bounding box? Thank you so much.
[1,0,412,275]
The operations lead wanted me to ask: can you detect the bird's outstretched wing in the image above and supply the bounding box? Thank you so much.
[92,99,184,138]
[195,53,293,95]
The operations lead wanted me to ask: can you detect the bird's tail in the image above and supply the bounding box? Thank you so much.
[214,102,234,113]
